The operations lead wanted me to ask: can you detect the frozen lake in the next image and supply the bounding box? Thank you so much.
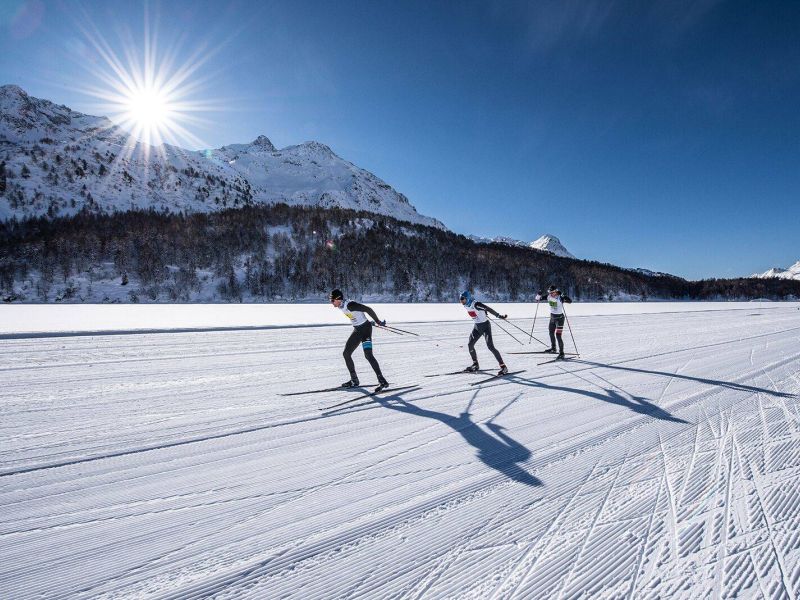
[1,303,799,598]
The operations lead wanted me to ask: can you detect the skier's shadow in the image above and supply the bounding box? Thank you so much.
[373,394,542,487]
[509,375,688,424]
[571,360,795,398]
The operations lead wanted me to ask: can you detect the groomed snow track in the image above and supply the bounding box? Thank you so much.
[1,306,799,599]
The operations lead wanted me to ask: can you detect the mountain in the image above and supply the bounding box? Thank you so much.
[752,260,800,280]
[529,234,575,259]
[469,233,577,259]
[468,234,528,248]
[0,85,444,228]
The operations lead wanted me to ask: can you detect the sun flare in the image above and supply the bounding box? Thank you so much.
[71,13,222,158]
[125,87,171,130]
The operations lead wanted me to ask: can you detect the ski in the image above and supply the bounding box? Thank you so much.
[469,370,525,386]
[279,384,373,397]
[320,385,418,411]
[424,369,492,378]
[537,357,577,366]
[508,350,579,356]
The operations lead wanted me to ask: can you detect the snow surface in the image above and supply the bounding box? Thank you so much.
[2,304,800,599]
[2,301,796,336]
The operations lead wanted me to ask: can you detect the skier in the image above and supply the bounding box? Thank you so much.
[330,289,389,392]
[535,285,573,358]
[459,290,509,376]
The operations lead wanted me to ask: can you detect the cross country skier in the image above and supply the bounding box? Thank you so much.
[535,285,573,358]
[459,290,509,376]
[330,289,389,392]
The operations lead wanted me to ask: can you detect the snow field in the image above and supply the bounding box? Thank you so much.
[1,305,799,598]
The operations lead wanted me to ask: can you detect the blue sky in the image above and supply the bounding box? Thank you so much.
[2,0,799,279]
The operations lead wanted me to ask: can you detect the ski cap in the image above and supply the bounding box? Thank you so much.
[548,285,559,293]
[329,288,344,301]
[460,290,473,304]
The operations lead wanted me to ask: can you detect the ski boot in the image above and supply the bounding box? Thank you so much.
[543,347,557,354]
[341,378,360,388]
[556,352,565,360]
[464,363,480,373]
[497,364,509,376]
[374,378,389,393]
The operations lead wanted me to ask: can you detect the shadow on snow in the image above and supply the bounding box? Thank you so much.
[505,373,689,424]
[572,360,795,399]
[372,390,542,487]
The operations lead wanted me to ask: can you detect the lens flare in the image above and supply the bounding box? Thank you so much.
[67,5,227,165]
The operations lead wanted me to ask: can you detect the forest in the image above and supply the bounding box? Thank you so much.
[2,204,798,303]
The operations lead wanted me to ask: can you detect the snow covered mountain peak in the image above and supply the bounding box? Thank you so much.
[249,135,276,152]
[283,140,337,160]
[752,260,800,280]
[1,84,27,99]
[530,234,575,259]
[0,86,445,229]
[1,83,118,145]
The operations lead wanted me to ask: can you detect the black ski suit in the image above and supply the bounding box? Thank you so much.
[341,301,387,384]
[466,302,505,366]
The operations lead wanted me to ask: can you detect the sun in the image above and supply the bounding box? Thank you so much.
[125,86,171,130]
[70,11,222,158]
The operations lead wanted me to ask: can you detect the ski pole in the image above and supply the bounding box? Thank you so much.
[374,324,404,335]
[502,315,549,348]
[372,322,420,336]
[373,321,464,352]
[488,316,524,345]
[529,300,540,345]
[562,306,580,356]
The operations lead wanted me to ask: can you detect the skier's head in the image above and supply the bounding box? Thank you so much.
[548,285,560,296]
[459,290,473,305]
[329,288,344,307]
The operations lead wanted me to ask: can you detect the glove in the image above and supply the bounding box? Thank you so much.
[535,294,542,302]
[378,320,386,327]
[500,314,508,320]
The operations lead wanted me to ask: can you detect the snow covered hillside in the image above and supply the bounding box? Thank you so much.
[0,85,443,228]
[753,260,800,281]
[530,234,575,259]
[2,303,799,598]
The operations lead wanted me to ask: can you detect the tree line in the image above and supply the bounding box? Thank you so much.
[1,204,799,302]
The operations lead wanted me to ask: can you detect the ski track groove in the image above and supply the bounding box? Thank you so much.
[712,414,734,600]
[747,438,793,599]
[486,461,603,599]
[625,469,667,598]
[553,452,627,599]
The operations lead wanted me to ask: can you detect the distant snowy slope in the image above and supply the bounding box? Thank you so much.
[468,233,577,259]
[529,234,575,259]
[752,260,800,280]
[0,85,444,228]
[467,234,529,248]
